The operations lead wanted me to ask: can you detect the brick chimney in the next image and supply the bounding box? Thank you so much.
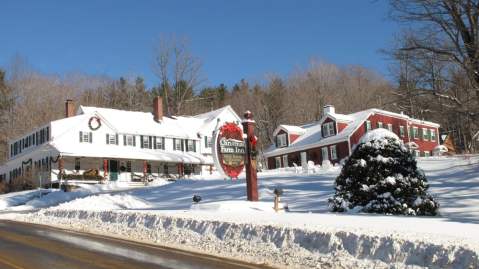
[153,96,163,122]
[65,99,75,118]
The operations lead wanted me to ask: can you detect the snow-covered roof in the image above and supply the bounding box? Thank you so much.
[188,105,241,136]
[272,125,306,136]
[327,113,354,123]
[78,106,202,139]
[77,105,241,140]
[264,108,440,157]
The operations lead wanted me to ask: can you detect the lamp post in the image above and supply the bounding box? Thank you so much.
[242,111,258,201]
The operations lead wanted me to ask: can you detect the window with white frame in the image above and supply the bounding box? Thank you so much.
[79,131,92,143]
[282,155,288,167]
[174,138,182,151]
[142,136,150,149]
[106,134,118,145]
[124,135,135,146]
[330,145,338,160]
[155,137,165,150]
[430,129,436,142]
[187,140,195,152]
[399,126,405,137]
[413,127,419,139]
[365,120,371,131]
[422,128,428,140]
[377,122,383,129]
[387,123,393,132]
[322,122,335,137]
[275,157,281,168]
[424,151,430,157]
[276,134,287,147]
[204,136,212,148]
[414,150,420,157]
[321,147,329,161]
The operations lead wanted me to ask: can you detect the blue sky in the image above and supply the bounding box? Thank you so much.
[0,1,399,88]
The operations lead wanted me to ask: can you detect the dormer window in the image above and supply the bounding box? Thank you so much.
[276,134,287,147]
[322,122,335,137]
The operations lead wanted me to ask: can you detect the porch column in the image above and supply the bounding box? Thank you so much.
[58,156,64,178]
[143,160,148,179]
[103,159,108,179]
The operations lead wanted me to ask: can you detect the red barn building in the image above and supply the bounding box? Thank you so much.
[264,105,440,169]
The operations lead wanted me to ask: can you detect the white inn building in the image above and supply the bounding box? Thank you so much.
[0,97,241,186]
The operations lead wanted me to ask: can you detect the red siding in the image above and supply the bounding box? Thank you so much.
[350,114,409,147]
[349,113,438,155]
[290,134,300,143]
[276,129,302,146]
[408,123,440,154]
[267,112,440,169]
[337,122,348,133]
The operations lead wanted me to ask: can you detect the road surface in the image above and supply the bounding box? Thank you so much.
[0,220,274,269]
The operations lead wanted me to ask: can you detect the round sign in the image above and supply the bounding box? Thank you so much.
[212,122,246,179]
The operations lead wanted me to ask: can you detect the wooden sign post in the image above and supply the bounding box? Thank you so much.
[242,111,258,201]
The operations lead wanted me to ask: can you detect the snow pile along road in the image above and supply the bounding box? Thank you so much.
[4,155,479,268]
[19,208,478,269]
[0,189,51,210]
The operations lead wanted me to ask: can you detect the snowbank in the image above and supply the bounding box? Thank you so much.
[0,189,51,210]
[17,209,479,269]
[9,181,149,211]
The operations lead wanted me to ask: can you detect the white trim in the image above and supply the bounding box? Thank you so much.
[330,145,337,160]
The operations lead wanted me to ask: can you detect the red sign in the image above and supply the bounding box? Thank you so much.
[212,122,245,179]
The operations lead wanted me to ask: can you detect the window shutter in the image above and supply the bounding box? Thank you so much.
[173,138,176,151]
[204,136,207,147]
[154,137,157,149]
[79,131,83,142]
[106,134,109,144]
[193,141,196,152]
[133,136,136,147]
[123,135,126,146]
[89,132,92,143]
[149,136,153,149]
[116,134,119,145]
[181,139,184,151]
[162,137,165,150]
[140,136,144,148]
[185,139,189,152]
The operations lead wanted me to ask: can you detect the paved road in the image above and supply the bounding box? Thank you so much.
[0,220,273,269]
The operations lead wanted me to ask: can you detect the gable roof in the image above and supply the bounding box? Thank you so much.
[76,106,240,139]
[272,125,306,136]
[264,108,440,157]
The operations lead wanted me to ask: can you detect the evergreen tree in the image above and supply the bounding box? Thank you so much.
[329,129,439,215]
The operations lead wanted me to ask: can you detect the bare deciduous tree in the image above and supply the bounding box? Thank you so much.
[152,35,204,115]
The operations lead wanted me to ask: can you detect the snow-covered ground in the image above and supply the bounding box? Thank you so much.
[2,155,479,268]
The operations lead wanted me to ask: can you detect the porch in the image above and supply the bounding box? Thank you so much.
[53,156,203,184]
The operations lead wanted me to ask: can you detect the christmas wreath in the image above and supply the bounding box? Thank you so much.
[88,116,101,131]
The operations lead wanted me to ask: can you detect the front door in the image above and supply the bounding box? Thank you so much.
[109,160,119,181]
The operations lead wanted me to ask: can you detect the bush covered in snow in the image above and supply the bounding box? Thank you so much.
[329,129,439,215]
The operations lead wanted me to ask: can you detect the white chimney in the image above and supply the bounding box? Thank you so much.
[323,105,335,115]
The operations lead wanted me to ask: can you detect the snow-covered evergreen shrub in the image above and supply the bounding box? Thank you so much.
[329,129,439,216]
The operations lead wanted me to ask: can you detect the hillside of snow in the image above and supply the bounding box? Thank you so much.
[2,155,479,268]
